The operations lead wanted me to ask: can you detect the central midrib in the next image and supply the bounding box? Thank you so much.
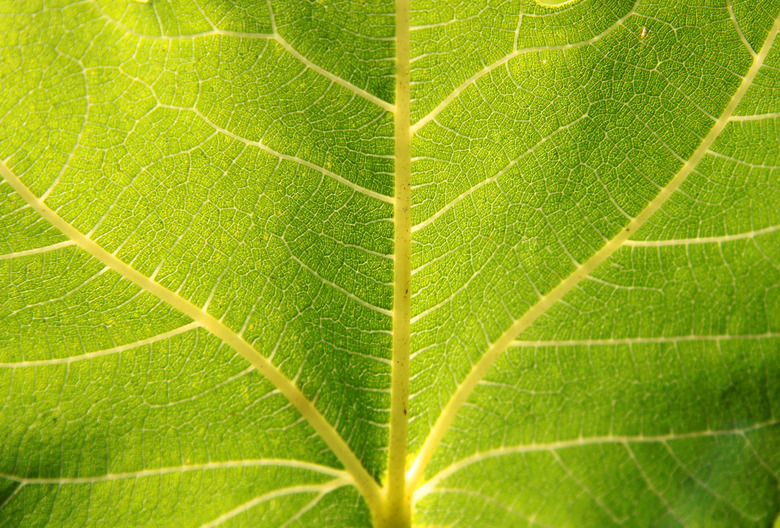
[5,3,775,525]
[385,0,413,524]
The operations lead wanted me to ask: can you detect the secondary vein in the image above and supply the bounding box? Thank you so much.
[0,160,383,510]
[406,8,780,491]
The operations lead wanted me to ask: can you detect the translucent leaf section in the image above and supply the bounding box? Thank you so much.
[2,0,780,526]
[410,2,780,525]
[409,0,776,448]
[1,0,393,524]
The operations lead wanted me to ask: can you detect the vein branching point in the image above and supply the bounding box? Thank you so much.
[0,2,779,527]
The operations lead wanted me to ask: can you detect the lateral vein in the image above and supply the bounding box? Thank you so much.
[0,322,200,368]
[411,114,588,235]
[409,0,639,135]
[730,111,780,121]
[406,9,780,491]
[0,240,76,261]
[624,224,780,246]
[290,255,393,317]
[275,35,396,114]
[511,332,780,348]
[0,459,349,484]
[414,418,780,502]
[0,161,383,509]
[198,479,351,528]
[159,105,395,205]
[93,1,391,113]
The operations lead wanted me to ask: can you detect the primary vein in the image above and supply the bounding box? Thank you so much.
[0,160,383,510]
[385,0,413,524]
[406,9,780,491]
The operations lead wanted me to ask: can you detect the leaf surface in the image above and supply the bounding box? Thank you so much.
[1,0,779,526]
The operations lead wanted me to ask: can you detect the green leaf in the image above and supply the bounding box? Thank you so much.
[1,0,779,527]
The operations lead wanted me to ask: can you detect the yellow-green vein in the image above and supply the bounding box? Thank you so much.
[0,160,383,511]
[382,0,413,525]
[406,8,780,491]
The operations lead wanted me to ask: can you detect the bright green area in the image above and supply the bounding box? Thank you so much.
[1,0,779,527]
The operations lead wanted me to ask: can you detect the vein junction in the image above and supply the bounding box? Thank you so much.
[406,5,780,494]
[2,1,779,525]
[0,159,384,511]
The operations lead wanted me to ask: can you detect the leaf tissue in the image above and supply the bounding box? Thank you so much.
[1,0,779,526]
